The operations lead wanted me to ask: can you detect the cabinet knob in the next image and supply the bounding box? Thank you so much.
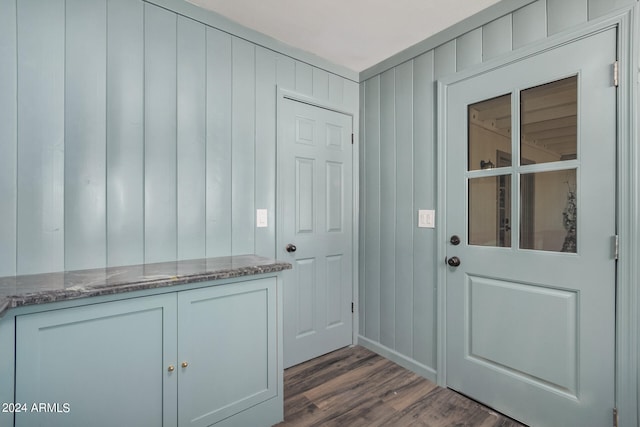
[181,361,189,368]
[167,365,175,372]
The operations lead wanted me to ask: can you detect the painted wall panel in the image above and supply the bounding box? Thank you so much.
[312,68,330,101]
[394,61,414,357]
[547,0,588,35]
[412,51,436,369]
[205,28,232,257]
[363,77,381,341]
[231,38,256,255]
[588,0,636,19]
[329,74,344,105]
[3,0,359,279]
[0,0,17,276]
[379,69,396,349]
[16,0,65,274]
[106,0,144,267]
[144,4,178,263]
[65,0,107,271]
[434,40,456,80]
[295,62,313,96]
[512,1,547,50]
[483,15,512,60]
[456,28,483,71]
[177,16,207,260]
[255,47,278,258]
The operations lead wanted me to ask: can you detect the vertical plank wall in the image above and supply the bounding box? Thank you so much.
[358,0,636,378]
[0,0,358,276]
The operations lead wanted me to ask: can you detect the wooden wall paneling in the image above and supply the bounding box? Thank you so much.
[363,76,381,341]
[276,54,295,90]
[456,28,483,71]
[205,28,232,257]
[144,4,178,263]
[0,0,17,277]
[344,80,360,113]
[412,51,437,371]
[588,0,636,19]
[231,38,256,255]
[295,61,313,96]
[393,61,414,357]
[379,69,397,349]
[177,16,206,261]
[434,41,456,80]
[547,0,588,35]
[255,47,277,258]
[312,68,330,101]
[106,0,144,267]
[65,0,107,271]
[358,83,366,333]
[329,74,344,105]
[512,1,547,50]
[16,0,65,274]
[483,15,513,61]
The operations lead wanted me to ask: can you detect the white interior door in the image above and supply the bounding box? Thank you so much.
[278,95,354,368]
[443,28,617,426]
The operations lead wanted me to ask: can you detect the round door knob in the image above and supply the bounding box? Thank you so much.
[181,361,189,368]
[167,365,175,372]
[286,243,297,253]
[450,235,461,246]
[447,256,461,267]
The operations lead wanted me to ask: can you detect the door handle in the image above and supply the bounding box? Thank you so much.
[446,256,461,267]
[286,243,297,253]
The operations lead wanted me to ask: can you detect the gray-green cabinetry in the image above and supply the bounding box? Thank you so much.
[12,277,280,427]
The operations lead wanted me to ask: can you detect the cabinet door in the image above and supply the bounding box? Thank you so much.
[15,294,178,427]
[177,277,278,426]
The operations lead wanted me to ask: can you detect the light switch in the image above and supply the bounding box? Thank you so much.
[418,209,435,228]
[256,209,268,228]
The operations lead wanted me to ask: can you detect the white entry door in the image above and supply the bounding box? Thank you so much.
[443,29,617,426]
[278,95,354,368]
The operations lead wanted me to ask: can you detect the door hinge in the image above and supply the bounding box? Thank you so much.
[613,61,619,87]
[613,407,618,427]
[351,133,354,144]
[614,235,619,260]
[351,302,354,313]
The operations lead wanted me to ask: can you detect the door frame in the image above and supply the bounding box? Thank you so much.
[275,87,360,349]
[435,7,638,425]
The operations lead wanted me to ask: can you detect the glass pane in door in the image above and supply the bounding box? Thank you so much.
[521,76,577,164]
[520,169,577,252]
[468,94,511,171]
[469,175,511,247]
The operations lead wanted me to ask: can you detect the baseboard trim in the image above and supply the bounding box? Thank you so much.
[357,335,437,383]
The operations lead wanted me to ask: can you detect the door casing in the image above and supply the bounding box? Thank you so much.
[275,87,360,356]
[436,7,639,425]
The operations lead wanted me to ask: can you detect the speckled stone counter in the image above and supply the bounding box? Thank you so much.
[0,255,291,317]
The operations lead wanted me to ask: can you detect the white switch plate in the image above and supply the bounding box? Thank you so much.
[256,209,268,228]
[418,209,435,228]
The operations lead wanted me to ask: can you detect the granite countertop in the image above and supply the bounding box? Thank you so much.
[0,255,292,317]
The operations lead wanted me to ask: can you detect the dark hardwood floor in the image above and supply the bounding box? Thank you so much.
[276,346,525,427]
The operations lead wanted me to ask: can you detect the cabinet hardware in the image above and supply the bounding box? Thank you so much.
[181,361,189,368]
[168,365,175,372]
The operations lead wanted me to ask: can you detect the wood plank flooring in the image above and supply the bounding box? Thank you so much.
[276,346,525,427]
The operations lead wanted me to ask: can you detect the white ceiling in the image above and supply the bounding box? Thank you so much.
[186,0,502,72]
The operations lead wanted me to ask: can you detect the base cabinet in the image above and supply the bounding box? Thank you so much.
[13,277,281,427]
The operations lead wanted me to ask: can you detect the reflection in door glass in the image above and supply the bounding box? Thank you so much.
[521,76,577,165]
[520,169,577,252]
[468,94,511,171]
[469,175,511,247]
